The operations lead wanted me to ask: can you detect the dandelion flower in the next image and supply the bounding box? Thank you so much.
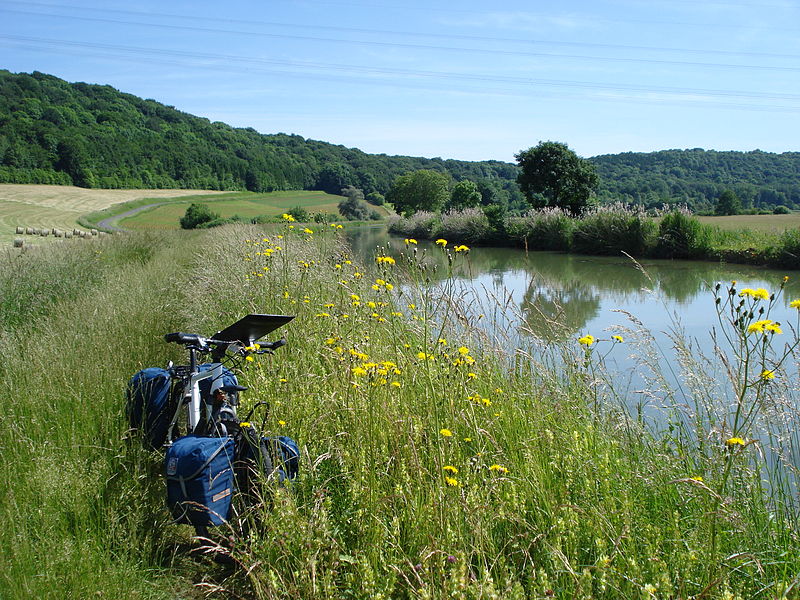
[303,228,314,234]
[278,420,286,427]
[761,369,776,380]
[444,476,460,487]
[612,335,624,343]
[690,476,704,482]
[489,464,509,474]
[467,372,477,380]
[790,299,800,309]
[404,238,418,245]
[753,288,770,300]
[440,428,453,437]
[443,465,458,475]
[725,437,747,447]
[578,334,595,346]
[454,245,470,252]
[457,346,469,355]
[435,239,448,247]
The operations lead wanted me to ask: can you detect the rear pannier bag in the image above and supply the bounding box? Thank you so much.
[165,435,235,527]
[269,436,300,482]
[126,367,173,450]
[198,363,239,407]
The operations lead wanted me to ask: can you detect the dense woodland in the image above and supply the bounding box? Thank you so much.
[1,70,799,212]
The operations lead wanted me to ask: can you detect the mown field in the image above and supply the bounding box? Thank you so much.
[2,223,799,599]
[118,190,354,229]
[696,213,800,233]
[0,184,222,244]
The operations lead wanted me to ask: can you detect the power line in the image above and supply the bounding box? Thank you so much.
[3,34,799,112]
[3,6,799,73]
[7,0,800,61]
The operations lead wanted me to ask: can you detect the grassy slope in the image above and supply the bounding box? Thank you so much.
[119,190,349,229]
[0,184,222,244]
[2,225,799,599]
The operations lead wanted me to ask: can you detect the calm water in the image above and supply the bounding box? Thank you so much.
[347,226,800,414]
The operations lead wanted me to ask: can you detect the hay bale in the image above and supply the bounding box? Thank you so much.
[90,228,98,236]
[13,238,24,248]
[64,231,73,239]
[40,229,49,237]
[54,229,63,238]
[16,226,23,234]
[25,227,34,235]
[73,228,80,235]
[80,231,87,238]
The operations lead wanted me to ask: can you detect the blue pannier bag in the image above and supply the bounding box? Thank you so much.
[269,436,300,482]
[126,367,173,450]
[165,435,235,527]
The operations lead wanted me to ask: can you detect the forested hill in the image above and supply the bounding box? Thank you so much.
[1,69,799,211]
[0,70,520,204]
[592,150,800,209]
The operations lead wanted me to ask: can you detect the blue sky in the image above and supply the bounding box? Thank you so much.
[1,0,798,162]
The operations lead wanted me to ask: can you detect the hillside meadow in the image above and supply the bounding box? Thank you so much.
[2,223,800,599]
[0,184,222,244]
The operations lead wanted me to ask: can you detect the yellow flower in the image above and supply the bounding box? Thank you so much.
[376,256,396,265]
[761,369,776,380]
[612,335,624,343]
[444,476,460,487]
[443,465,458,475]
[352,366,367,376]
[454,245,470,252]
[440,428,453,437]
[457,346,469,355]
[488,464,509,474]
[245,355,254,362]
[435,238,448,247]
[578,334,595,346]
[753,288,770,300]
[690,476,703,482]
[404,238,418,245]
[417,352,433,360]
[467,372,477,380]
[303,228,314,234]
[766,322,783,334]
[725,437,747,447]
[791,299,800,309]
[738,288,755,298]
[278,420,286,427]
[281,213,296,222]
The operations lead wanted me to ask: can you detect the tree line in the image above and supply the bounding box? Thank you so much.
[1,70,799,214]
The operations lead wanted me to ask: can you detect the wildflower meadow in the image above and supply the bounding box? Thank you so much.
[1,223,799,599]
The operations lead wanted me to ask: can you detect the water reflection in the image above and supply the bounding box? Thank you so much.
[347,226,800,342]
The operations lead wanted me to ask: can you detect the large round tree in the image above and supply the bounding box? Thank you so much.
[515,141,599,215]
[386,170,451,216]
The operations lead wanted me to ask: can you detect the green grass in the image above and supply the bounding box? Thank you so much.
[2,224,799,599]
[118,191,352,229]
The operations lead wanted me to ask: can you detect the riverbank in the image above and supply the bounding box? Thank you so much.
[389,205,800,270]
[1,224,798,599]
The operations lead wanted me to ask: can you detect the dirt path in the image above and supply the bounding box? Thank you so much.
[97,202,169,231]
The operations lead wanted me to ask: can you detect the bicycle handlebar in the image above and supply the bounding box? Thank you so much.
[164,331,287,354]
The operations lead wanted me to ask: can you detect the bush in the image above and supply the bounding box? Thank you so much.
[506,207,573,251]
[438,208,491,243]
[572,203,656,256]
[287,206,310,222]
[768,228,800,270]
[773,205,791,214]
[653,210,712,259]
[180,203,219,229]
[365,192,385,206]
[387,211,440,238]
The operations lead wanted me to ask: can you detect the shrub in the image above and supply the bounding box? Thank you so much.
[768,228,800,270]
[506,207,573,251]
[773,205,791,214]
[365,192,385,206]
[438,208,491,244]
[653,210,713,259]
[287,206,310,222]
[180,203,219,229]
[387,211,440,238]
[572,203,657,256]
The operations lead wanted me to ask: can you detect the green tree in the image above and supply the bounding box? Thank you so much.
[180,203,219,229]
[338,186,371,221]
[715,189,742,216]
[448,179,481,211]
[386,170,450,216]
[515,141,598,214]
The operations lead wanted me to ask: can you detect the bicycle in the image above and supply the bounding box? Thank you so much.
[126,313,296,539]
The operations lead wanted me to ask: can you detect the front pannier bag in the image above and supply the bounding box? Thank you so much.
[126,367,173,450]
[165,435,235,526]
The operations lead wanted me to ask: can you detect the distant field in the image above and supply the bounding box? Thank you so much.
[696,213,800,233]
[119,190,356,229]
[0,184,220,245]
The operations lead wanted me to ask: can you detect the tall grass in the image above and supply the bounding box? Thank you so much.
[2,224,800,599]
